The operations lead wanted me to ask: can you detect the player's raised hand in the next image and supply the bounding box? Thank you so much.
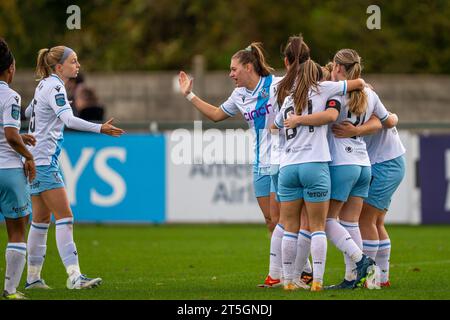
[178,71,193,96]
[101,118,125,137]
[21,134,36,146]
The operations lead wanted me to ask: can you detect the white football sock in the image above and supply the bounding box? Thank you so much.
[303,258,312,274]
[363,239,379,260]
[281,232,298,283]
[376,239,391,283]
[269,224,284,279]
[294,229,311,277]
[340,220,362,281]
[55,218,81,282]
[310,232,327,284]
[326,218,362,263]
[4,243,27,294]
[27,222,49,283]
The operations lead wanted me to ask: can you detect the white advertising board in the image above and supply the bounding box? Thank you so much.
[166,129,420,224]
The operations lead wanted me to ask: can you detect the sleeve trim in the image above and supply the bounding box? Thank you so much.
[56,107,71,117]
[379,113,389,122]
[2,123,21,129]
[274,118,283,128]
[220,105,235,117]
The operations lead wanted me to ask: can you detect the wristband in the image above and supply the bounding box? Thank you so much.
[186,92,196,102]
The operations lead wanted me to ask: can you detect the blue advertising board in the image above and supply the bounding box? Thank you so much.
[419,135,450,224]
[59,133,166,223]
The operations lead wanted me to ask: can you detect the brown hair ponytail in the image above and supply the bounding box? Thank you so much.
[232,42,274,77]
[276,35,310,107]
[292,59,319,114]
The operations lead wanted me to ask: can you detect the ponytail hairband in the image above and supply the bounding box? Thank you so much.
[59,46,74,64]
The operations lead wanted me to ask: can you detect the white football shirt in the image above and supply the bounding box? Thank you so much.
[220,75,283,172]
[274,80,347,168]
[328,87,390,166]
[27,74,101,166]
[0,81,23,169]
[364,127,406,165]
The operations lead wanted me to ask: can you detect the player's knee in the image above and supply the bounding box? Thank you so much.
[32,215,51,224]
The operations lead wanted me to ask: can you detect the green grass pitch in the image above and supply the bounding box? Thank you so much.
[0,224,449,300]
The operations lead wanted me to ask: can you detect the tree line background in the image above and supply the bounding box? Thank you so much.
[1,0,449,73]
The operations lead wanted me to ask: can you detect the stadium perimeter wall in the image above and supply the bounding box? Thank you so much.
[12,71,450,123]
[2,130,442,225]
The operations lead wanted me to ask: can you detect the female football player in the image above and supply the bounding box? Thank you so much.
[179,42,282,233]
[332,94,404,288]
[274,43,367,291]
[25,45,124,290]
[0,38,36,299]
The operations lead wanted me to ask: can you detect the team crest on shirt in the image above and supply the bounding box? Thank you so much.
[55,93,66,107]
[260,88,269,98]
[11,104,20,120]
[55,85,61,92]
[345,146,353,153]
[241,95,246,103]
[14,96,19,103]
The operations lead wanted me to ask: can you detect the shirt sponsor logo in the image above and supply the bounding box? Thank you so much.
[285,145,313,153]
[244,104,273,121]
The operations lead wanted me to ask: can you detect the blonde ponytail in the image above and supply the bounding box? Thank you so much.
[36,48,51,80]
[35,46,65,80]
[333,49,367,115]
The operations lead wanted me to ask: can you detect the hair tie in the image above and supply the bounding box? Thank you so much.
[245,45,252,52]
